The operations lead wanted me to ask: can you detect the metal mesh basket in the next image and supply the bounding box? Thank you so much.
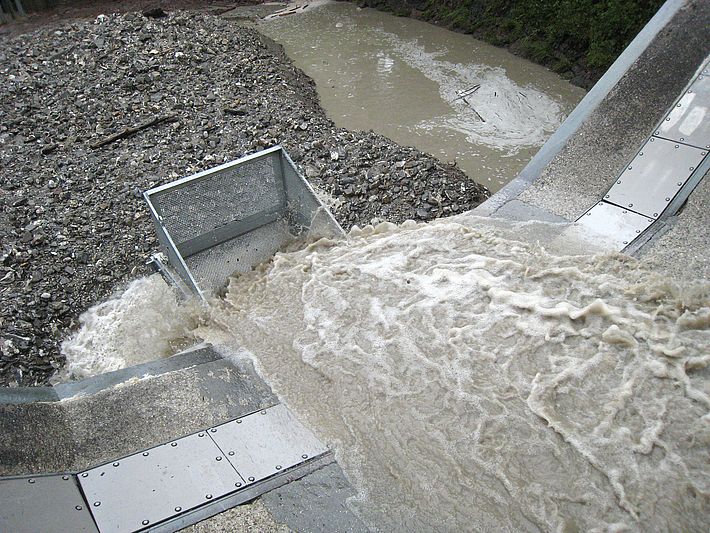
[144,146,343,298]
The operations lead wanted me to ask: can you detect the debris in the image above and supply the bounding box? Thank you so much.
[90,114,179,149]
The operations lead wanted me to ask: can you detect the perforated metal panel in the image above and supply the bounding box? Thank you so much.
[211,404,329,484]
[656,68,710,149]
[145,147,343,298]
[0,475,99,533]
[78,433,241,533]
[570,202,654,250]
[604,137,706,218]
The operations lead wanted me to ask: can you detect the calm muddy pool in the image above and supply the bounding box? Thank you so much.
[258,2,586,191]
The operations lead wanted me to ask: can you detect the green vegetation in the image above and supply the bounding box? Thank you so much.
[352,0,664,87]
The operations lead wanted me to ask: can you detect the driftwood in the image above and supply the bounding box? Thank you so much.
[90,113,178,149]
[453,84,480,101]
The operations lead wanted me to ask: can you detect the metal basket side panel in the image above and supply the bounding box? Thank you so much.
[279,151,345,239]
[148,151,286,245]
[144,203,202,296]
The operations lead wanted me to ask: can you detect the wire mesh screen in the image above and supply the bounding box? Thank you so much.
[144,147,343,298]
[149,153,284,244]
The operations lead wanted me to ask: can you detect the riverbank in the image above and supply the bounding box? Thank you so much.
[346,0,664,89]
[0,9,489,386]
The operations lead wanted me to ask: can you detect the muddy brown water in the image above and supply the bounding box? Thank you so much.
[257,2,586,191]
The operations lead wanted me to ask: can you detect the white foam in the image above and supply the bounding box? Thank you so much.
[58,275,202,380]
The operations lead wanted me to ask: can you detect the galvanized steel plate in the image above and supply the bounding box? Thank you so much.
[605,137,706,218]
[211,404,328,484]
[572,201,654,250]
[78,433,241,533]
[0,475,98,533]
[656,69,710,149]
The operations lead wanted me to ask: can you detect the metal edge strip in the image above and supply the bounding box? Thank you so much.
[473,0,687,216]
[143,146,284,198]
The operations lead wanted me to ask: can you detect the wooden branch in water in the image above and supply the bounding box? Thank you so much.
[454,84,480,101]
[90,113,178,149]
[461,97,486,123]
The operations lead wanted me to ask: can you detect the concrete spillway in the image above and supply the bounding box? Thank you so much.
[1,0,709,531]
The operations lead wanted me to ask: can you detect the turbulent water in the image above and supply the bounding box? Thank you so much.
[59,276,200,380]
[62,216,709,530]
[257,2,585,191]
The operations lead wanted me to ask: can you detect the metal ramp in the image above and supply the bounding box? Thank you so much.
[144,146,344,299]
[564,57,709,251]
[0,404,331,533]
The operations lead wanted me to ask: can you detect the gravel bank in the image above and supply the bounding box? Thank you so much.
[0,10,489,386]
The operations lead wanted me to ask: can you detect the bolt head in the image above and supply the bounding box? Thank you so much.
[206,494,213,500]
[665,197,670,201]
[81,473,88,478]
[143,452,149,456]
[113,462,119,467]
[62,475,69,480]
[236,482,242,488]
[175,507,182,512]
[198,433,204,437]
[236,419,242,424]
[75,506,82,511]
[275,465,282,470]
[28,479,35,484]
[228,451,235,456]
[93,502,101,507]
[142,520,149,526]
[210,428,217,433]
[216,456,222,461]
[171,442,177,447]
[248,476,255,482]
[302,454,308,459]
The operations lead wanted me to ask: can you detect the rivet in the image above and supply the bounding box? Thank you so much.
[677,103,681,107]
[623,241,628,245]
[675,144,679,148]
[665,197,670,201]
[616,180,621,184]
[248,477,255,482]
[236,419,242,424]
[677,182,682,186]
[680,137,685,141]
[228,451,235,456]
[210,428,217,433]
[62,475,69,480]
[81,473,88,478]
[94,502,101,507]
[113,462,119,467]
[605,194,610,198]
[653,213,658,217]
[302,454,308,459]
[142,520,149,526]
[171,442,178,447]
[690,167,695,171]
[666,117,671,121]
[28,479,35,484]
[628,203,633,207]
[261,410,267,415]
[235,482,242,488]
[627,166,632,170]
[650,138,655,142]
[143,452,149,456]
[175,506,182,512]
[640,152,644,155]
[275,465,282,470]
[75,505,82,511]
[198,433,204,437]
[216,456,222,461]
[636,230,641,233]
[206,494,213,500]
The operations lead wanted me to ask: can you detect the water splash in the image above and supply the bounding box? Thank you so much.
[196,216,709,532]
[59,275,202,380]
